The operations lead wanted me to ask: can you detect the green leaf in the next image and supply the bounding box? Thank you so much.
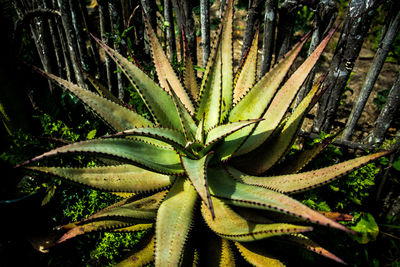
[208,167,353,234]
[393,156,400,171]
[145,16,195,115]
[281,233,346,264]
[30,164,172,194]
[234,241,285,267]
[57,193,165,243]
[111,127,187,151]
[202,196,312,242]
[201,234,236,267]
[216,36,308,161]
[219,0,234,122]
[236,28,336,156]
[33,66,153,132]
[196,0,234,129]
[155,178,198,266]
[41,184,56,206]
[91,34,184,130]
[57,218,140,244]
[82,68,124,106]
[181,153,214,217]
[183,33,199,101]
[115,234,155,267]
[196,31,223,131]
[205,119,261,147]
[86,129,97,140]
[166,82,197,141]
[279,134,336,174]
[19,138,184,175]
[233,28,259,103]
[238,77,322,174]
[226,150,391,194]
[350,213,379,244]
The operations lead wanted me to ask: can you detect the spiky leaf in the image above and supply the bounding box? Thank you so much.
[237,78,322,174]
[281,234,346,264]
[155,178,197,266]
[208,168,353,233]
[28,165,174,193]
[235,241,285,267]
[181,153,214,217]
[111,127,187,151]
[236,28,336,156]
[18,138,183,175]
[145,17,195,115]
[216,36,308,160]
[91,34,184,130]
[233,28,259,103]
[116,234,155,267]
[33,66,152,131]
[226,150,391,193]
[202,197,312,242]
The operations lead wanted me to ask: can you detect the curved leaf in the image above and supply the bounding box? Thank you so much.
[205,119,261,147]
[33,66,152,131]
[202,197,312,242]
[233,28,259,103]
[155,178,197,266]
[111,223,153,233]
[281,233,346,264]
[278,135,335,175]
[234,241,285,267]
[167,82,197,141]
[17,138,183,175]
[239,77,322,174]
[201,234,236,267]
[91,34,183,130]
[219,0,234,121]
[217,36,308,161]
[110,127,187,151]
[115,234,155,267]
[226,150,391,194]
[196,31,223,131]
[236,28,336,156]
[196,0,234,129]
[28,165,174,193]
[220,238,236,266]
[145,17,195,115]
[57,218,140,244]
[208,168,354,234]
[183,32,199,101]
[181,153,214,217]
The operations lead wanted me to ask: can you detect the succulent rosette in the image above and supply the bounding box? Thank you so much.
[18,1,390,265]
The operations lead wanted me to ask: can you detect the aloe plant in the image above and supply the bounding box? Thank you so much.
[17,1,391,265]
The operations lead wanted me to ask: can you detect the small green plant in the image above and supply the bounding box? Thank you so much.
[17,1,391,265]
[373,88,391,111]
